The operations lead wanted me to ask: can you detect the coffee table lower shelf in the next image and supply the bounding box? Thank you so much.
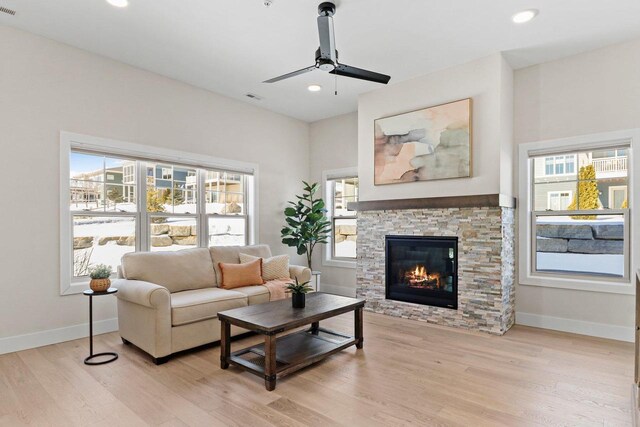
[227,327,356,384]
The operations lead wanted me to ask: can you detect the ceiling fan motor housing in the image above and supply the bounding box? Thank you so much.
[315,47,338,71]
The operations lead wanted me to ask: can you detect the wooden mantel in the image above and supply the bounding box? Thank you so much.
[348,194,516,212]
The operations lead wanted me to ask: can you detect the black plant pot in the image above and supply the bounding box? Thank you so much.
[292,293,306,309]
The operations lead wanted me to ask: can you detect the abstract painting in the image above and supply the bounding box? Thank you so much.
[374,98,472,185]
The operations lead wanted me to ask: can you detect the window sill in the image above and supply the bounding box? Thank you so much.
[62,281,90,295]
[322,259,356,269]
[519,273,634,295]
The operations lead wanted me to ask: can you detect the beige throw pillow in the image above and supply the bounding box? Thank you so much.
[239,253,290,281]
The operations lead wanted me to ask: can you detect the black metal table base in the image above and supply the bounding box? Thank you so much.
[83,288,119,366]
[84,352,119,365]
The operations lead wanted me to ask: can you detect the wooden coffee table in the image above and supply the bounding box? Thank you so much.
[217,292,365,391]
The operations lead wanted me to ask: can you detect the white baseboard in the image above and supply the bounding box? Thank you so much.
[0,318,119,355]
[516,312,633,342]
[320,283,356,297]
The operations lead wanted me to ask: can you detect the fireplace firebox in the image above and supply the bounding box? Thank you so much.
[385,235,458,309]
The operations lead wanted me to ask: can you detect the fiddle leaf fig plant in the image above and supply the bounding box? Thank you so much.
[281,181,331,270]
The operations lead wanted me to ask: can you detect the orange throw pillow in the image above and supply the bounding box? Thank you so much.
[218,258,264,289]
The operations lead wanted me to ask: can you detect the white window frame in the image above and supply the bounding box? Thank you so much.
[60,131,258,295]
[546,190,573,211]
[518,128,639,295]
[161,167,172,180]
[322,167,358,269]
[608,185,628,209]
[542,154,577,177]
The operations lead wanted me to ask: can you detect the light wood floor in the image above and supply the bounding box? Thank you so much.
[0,312,634,426]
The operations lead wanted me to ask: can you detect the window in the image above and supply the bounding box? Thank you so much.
[518,129,638,294]
[543,155,576,176]
[204,171,247,246]
[609,186,628,209]
[62,132,256,294]
[323,170,358,267]
[332,177,358,259]
[69,153,138,278]
[547,191,572,211]
[147,162,199,252]
[532,148,629,278]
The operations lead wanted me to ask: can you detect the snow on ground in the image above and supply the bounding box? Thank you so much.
[74,216,245,277]
[537,253,623,277]
[537,215,623,225]
[335,241,356,258]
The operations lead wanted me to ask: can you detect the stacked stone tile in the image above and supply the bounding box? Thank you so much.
[356,207,516,335]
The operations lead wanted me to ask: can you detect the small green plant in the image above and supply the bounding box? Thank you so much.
[285,277,313,295]
[89,264,112,280]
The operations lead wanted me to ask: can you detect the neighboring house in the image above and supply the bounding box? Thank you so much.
[533,149,628,211]
[185,170,244,205]
[147,164,195,203]
[70,164,134,208]
[72,161,245,210]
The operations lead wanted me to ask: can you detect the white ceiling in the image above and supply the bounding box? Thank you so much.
[2,0,640,122]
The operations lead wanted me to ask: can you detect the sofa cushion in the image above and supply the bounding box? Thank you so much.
[219,258,264,289]
[170,288,247,326]
[233,285,270,305]
[121,248,215,293]
[239,253,290,281]
[209,245,272,285]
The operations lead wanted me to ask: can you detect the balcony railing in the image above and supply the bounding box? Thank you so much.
[592,156,627,175]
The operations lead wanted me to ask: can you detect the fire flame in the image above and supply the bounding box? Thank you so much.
[404,264,441,288]
[413,265,426,278]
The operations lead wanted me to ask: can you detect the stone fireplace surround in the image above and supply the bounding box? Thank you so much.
[354,194,516,335]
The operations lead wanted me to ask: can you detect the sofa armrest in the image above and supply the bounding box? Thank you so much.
[289,265,311,283]
[113,279,171,309]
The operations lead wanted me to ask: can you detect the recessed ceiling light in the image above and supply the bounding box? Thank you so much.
[107,0,129,8]
[512,9,538,24]
[308,84,322,92]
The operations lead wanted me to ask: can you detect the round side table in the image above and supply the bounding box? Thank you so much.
[83,288,119,365]
[311,271,321,292]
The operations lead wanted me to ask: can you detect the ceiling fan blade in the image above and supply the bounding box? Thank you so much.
[330,63,391,84]
[263,65,317,83]
[317,16,337,62]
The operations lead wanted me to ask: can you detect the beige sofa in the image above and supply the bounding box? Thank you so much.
[114,245,311,364]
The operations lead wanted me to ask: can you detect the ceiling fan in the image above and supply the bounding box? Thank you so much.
[263,2,391,85]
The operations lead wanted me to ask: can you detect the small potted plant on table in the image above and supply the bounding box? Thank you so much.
[285,277,313,308]
[89,264,113,292]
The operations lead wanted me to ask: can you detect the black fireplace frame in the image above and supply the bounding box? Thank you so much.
[385,235,459,310]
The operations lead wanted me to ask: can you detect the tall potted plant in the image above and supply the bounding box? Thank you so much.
[281,181,331,270]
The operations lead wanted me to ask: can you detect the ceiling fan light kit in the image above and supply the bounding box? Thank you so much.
[106,0,129,8]
[512,9,538,24]
[264,1,390,85]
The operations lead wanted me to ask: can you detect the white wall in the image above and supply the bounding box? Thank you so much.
[514,38,640,338]
[0,25,309,349]
[309,112,358,295]
[357,53,514,202]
